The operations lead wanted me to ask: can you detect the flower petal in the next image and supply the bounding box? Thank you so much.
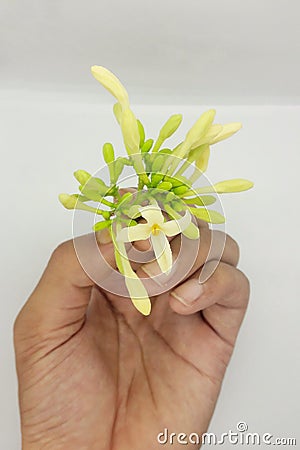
[140,204,164,226]
[162,210,191,236]
[117,223,151,242]
[125,274,151,316]
[151,232,173,274]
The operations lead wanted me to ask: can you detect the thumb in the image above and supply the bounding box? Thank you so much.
[14,231,115,345]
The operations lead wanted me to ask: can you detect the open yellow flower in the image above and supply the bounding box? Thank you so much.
[117,203,191,274]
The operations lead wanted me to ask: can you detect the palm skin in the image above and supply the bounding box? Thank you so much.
[14,237,248,450]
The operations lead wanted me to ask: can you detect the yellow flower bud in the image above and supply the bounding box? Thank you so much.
[91,66,129,110]
[183,195,216,206]
[185,109,216,148]
[137,120,145,148]
[173,185,189,195]
[102,143,115,164]
[73,170,91,186]
[195,145,210,172]
[164,175,188,188]
[189,207,225,224]
[80,180,110,197]
[151,154,165,172]
[113,102,122,124]
[157,181,173,191]
[58,193,77,209]
[93,220,112,231]
[191,124,223,149]
[152,114,183,153]
[184,178,254,196]
[58,193,105,214]
[212,178,254,193]
[151,173,164,186]
[112,158,125,183]
[211,123,242,144]
[159,114,182,140]
[120,108,140,156]
[141,138,154,153]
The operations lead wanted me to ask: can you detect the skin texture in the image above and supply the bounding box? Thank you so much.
[14,222,249,450]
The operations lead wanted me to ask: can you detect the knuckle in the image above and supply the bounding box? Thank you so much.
[204,261,250,307]
[227,234,240,260]
[212,230,240,266]
[196,218,209,229]
[233,268,250,304]
[50,239,74,265]
[239,269,250,294]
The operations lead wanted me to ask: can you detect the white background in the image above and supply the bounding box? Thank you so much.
[1,1,299,449]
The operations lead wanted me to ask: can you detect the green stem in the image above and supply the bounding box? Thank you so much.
[152,136,164,153]
[100,198,115,208]
[174,160,190,177]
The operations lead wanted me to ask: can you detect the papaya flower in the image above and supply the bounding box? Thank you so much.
[116,202,192,275]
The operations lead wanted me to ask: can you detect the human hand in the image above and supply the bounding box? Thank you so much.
[14,223,249,450]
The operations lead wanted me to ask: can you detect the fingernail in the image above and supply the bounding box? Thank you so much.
[96,229,112,245]
[170,279,204,307]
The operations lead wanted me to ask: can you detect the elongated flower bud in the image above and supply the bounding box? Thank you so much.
[211,123,242,144]
[173,185,189,195]
[120,108,140,156]
[185,109,216,148]
[161,114,182,139]
[79,179,110,197]
[170,110,215,173]
[93,220,112,231]
[183,195,216,206]
[112,157,125,183]
[58,193,78,209]
[91,66,129,110]
[164,175,189,188]
[184,178,254,196]
[189,207,225,223]
[191,124,223,149]
[151,154,165,172]
[102,143,115,164]
[137,120,145,148]
[211,178,253,192]
[58,193,104,215]
[113,102,122,124]
[151,173,164,186]
[78,188,105,202]
[195,145,210,172]
[73,169,92,186]
[152,114,183,153]
[157,181,173,191]
[141,138,154,153]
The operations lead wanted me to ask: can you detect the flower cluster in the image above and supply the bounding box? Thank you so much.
[59,66,253,315]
